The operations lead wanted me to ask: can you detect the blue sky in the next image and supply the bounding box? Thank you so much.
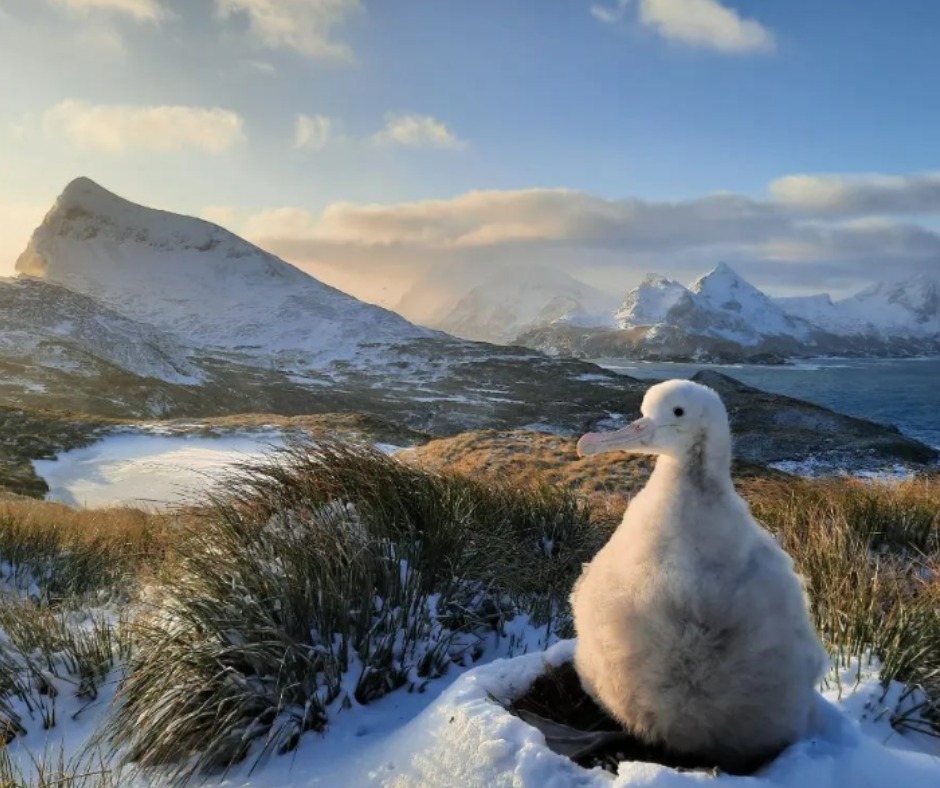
[1,0,939,302]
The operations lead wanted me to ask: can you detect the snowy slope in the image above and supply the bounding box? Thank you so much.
[0,276,199,383]
[777,276,940,339]
[7,634,938,787]
[16,178,433,367]
[689,262,811,340]
[614,273,691,327]
[615,264,811,346]
[438,267,615,343]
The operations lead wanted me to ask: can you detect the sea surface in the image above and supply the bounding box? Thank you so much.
[592,356,940,450]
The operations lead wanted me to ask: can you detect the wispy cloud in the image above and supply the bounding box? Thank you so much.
[372,114,466,150]
[43,101,246,154]
[47,0,169,23]
[215,0,362,61]
[592,0,775,55]
[294,114,333,150]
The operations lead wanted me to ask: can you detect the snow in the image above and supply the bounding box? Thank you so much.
[777,276,940,339]
[33,431,284,509]
[770,457,916,482]
[615,274,690,328]
[15,178,432,369]
[432,266,616,343]
[615,265,811,346]
[689,263,809,340]
[605,265,940,353]
[0,276,201,384]
[8,638,937,788]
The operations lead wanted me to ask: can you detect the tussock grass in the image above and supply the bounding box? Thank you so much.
[0,500,144,761]
[109,441,601,779]
[0,500,171,603]
[0,598,128,748]
[745,476,940,733]
[0,744,118,787]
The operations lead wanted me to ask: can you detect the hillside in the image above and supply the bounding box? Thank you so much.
[2,178,663,432]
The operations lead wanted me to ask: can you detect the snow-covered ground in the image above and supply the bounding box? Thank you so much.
[330,641,940,788]
[5,637,939,787]
[33,431,285,509]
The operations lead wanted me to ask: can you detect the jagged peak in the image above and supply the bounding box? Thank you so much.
[693,262,743,285]
[640,272,676,287]
[690,262,764,298]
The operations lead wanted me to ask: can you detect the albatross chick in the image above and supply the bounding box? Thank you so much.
[571,379,827,773]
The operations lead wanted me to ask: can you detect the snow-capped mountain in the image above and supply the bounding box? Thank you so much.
[392,262,616,344]
[611,263,811,348]
[777,276,940,339]
[614,274,690,327]
[16,178,432,369]
[433,267,615,344]
[3,177,649,430]
[519,264,940,362]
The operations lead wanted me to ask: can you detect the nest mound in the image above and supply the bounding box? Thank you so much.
[508,661,776,776]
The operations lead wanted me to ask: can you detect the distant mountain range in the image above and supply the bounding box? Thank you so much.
[513,263,940,363]
[392,264,616,344]
[0,177,935,471]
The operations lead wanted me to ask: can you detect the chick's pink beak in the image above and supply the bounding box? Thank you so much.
[577,417,656,458]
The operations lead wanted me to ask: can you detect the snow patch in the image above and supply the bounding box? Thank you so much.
[33,431,285,509]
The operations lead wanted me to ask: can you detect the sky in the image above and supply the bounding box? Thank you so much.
[1,0,939,307]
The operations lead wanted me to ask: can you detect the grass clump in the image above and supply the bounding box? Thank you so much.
[0,499,147,757]
[0,599,129,749]
[0,744,119,787]
[109,440,601,779]
[745,476,940,734]
[0,500,170,604]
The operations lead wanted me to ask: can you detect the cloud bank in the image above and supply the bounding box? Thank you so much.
[238,171,940,302]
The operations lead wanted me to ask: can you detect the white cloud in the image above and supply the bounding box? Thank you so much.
[47,0,169,23]
[294,114,333,150]
[771,172,940,216]
[215,0,362,61]
[593,0,775,54]
[200,205,240,228]
[43,100,246,154]
[373,114,467,150]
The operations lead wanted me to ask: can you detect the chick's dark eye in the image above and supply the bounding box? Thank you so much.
[673,407,684,418]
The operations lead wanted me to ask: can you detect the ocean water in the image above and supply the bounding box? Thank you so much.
[593,357,940,450]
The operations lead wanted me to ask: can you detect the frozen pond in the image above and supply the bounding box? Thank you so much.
[33,431,285,509]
